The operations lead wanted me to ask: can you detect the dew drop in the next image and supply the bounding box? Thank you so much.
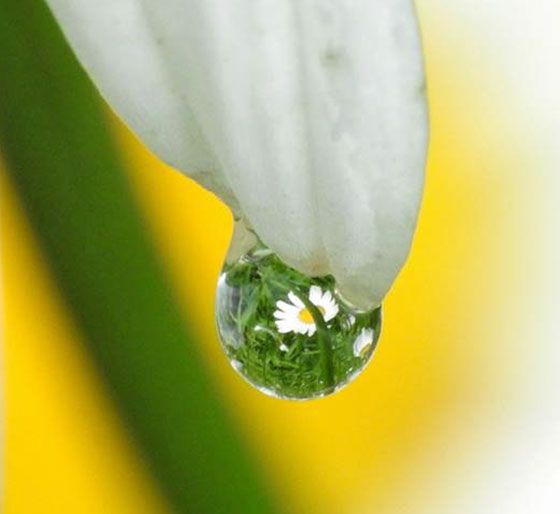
[215,235,382,400]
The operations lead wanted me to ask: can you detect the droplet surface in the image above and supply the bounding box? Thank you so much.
[216,239,381,400]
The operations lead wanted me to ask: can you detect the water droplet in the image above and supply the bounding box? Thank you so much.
[216,237,381,400]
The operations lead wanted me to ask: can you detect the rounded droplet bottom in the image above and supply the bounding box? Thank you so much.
[216,243,382,400]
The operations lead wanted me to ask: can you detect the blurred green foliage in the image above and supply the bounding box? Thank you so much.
[0,1,279,513]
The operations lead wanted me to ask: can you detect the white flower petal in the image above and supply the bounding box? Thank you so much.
[45,0,241,210]
[353,328,375,357]
[323,303,339,322]
[287,292,304,309]
[48,0,427,309]
[274,309,297,321]
[275,320,293,333]
[309,285,323,304]
[297,322,312,335]
[275,300,299,313]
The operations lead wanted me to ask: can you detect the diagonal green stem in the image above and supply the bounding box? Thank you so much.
[0,1,279,513]
[299,294,336,392]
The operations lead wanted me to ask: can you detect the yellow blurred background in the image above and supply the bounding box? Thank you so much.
[1,3,552,513]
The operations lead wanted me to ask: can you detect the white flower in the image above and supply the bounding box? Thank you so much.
[47,0,428,309]
[274,286,338,337]
[353,328,375,358]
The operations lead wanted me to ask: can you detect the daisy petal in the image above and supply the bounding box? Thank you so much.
[275,321,293,334]
[287,291,304,308]
[275,300,298,313]
[295,323,310,335]
[353,328,375,356]
[326,304,339,321]
[309,285,322,304]
[273,309,294,320]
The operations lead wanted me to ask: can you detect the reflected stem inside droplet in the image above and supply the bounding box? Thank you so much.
[299,293,336,391]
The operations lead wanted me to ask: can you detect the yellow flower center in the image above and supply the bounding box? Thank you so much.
[298,306,325,324]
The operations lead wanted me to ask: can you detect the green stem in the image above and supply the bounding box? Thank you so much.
[0,1,279,513]
[299,295,335,392]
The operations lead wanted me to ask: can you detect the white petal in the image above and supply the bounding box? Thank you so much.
[275,320,294,334]
[289,2,428,309]
[294,321,311,335]
[309,285,323,304]
[275,300,298,313]
[48,0,427,308]
[322,290,333,304]
[279,316,297,326]
[45,0,241,209]
[273,308,293,319]
[179,1,427,308]
[287,292,304,309]
[353,328,375,356]
[323,303,339,322]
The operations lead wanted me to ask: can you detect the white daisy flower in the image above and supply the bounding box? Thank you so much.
[353,328,375,358]
[274,286,339,337]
